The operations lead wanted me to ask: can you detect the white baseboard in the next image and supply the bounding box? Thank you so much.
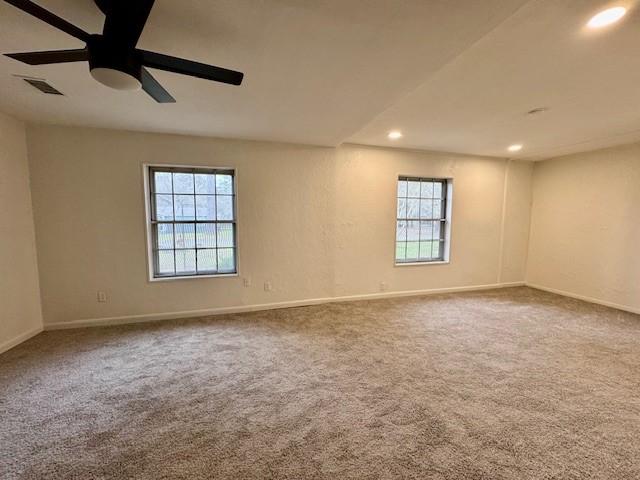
[0,325,44,355]
[44,281,525,331]
[526,283,640,315]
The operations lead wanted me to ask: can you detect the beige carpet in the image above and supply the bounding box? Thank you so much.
[1,287,639,479]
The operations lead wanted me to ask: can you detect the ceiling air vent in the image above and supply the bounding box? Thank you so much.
[17,76,64,95]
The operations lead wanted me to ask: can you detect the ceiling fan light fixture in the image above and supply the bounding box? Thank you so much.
[90,67,141,90]
[87,36,142,91]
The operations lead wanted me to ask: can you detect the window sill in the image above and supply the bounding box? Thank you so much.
[394,261,450,267]
[149,272,239,282]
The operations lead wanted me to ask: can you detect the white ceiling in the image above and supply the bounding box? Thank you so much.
[0,0,638,159]
[350,0,640,159]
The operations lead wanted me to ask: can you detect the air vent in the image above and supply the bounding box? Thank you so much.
[20,77,63,95]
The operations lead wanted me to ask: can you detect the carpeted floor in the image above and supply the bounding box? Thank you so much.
[1,287,639,479]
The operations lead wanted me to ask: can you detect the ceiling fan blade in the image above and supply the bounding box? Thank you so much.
[141,68,175,103]
[3,0,90,42]
[139,50,244,86]
[101,0,155,48]
[93,0,110,16]
[5,48,88,65]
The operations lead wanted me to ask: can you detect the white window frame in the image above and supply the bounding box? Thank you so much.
[394,176,453,267]
[142,163,239,281]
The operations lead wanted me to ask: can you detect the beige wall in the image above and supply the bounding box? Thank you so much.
[527,143,640,313]
[26,125,532,326]
[10,119,638,333]
[501,160,533,283]
[333,147,532,295]
[0,113,43,352]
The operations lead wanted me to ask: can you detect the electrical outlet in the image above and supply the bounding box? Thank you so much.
[380,282,388,292]
[97,291,107,303]
[264,281,273,292]
[243,277,252,287]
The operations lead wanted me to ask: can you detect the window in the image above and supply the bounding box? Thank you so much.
[146,166,237,279]
[395,176,450,264]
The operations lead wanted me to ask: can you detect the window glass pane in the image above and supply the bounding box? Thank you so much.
[157,250,175,275]
[407,181,421,198]
[174,195,195,220]
[397,179,407,197]
[173,173,194,194]
[433,221,441,239]
[420,199,433,219]
[196,223,216,248]
[195,174,215,194]
[397,198,407,218]
[217,248,235,271]
[433,199,442,219]
[420,221,432,241]
[154,172,172,193]
[155,194,173,221]
[419,241,434,259]
[156,223,174,249]
[217,223,234,248]
[421,181,433,199]
[196,195,216,220]
[407,199,419,218]
[407,221,420,241]
[216,174,233,195]
[396,221,407,242]
[433,181,443,199]
[406,241,419,259]
[157,250,175,274]
[396,242,407,261]
[197,249,217,273]
[175,223,195,249]
[175,249,196,274]
[432,241,441,259]
[216,195,233,220]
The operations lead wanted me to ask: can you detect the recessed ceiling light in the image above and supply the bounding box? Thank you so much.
[587,6,627,28]
[388,131,403,140]
[508,144,523,152]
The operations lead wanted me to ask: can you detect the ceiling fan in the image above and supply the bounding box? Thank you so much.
[3,0,244,102]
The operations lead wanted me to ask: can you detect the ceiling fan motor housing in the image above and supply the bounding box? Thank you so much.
[87,35,142,90]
